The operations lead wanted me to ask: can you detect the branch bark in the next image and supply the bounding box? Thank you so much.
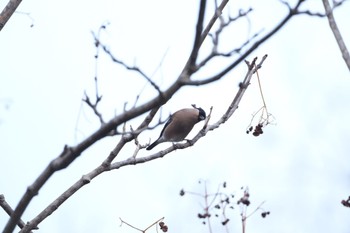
[322,0,350,72]
[0,0,22,31]
[0,195,35,232]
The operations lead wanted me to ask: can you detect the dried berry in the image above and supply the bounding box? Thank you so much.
[179,189,185,196]
[261,211,270,218]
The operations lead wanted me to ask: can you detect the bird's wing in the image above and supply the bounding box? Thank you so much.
[159,115,173,137]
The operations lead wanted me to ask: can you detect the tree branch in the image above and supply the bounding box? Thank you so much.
[0,0,22,31]
[199,0,230,47]
[180,0,229,78]
[19,108,161,233]
[322,0,350,71]
[3,87,174,232]
[82,91,104,124]
[188,0,207,70]
[92,33,163,94]
[183,0,305,86]
[0,195,35,232]
[108,55,269,168]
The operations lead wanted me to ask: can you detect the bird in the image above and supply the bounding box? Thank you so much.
[146,106,206,150]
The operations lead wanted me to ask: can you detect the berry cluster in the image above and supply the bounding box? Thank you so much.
[246,123,264,137]
[180,182,271,231]
[261,211,270,218]
[237,189,250,206]
[159,221,168,232]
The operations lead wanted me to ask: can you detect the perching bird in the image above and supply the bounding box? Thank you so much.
[146,106,206,150]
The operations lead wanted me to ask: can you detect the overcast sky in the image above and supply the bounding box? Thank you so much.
[1,0,350,233]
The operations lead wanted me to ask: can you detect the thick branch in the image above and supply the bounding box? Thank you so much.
[19,108,161,232]
[322,0,350,71]
[3,80,179,233]
[0,195,35,232]
[93,34,163,94]
[0,0,22,31]
[188,0,207,70]
[181,0,229,78]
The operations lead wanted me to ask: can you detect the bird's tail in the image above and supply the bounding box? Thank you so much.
[146,140,159,150]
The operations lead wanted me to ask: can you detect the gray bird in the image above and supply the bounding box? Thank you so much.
[146,106,206,150]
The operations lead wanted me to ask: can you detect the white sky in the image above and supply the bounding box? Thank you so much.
[1,0,350,233]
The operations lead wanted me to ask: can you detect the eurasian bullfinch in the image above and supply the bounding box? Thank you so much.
[146,106,206,150]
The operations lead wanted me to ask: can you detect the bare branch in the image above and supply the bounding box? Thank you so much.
[0,0,23,31]
[18,107,161,232]
[119,216,165,233]
[184,0,305,86]
[180,0,230,78]
[15,11,35,27]
[108,56,269,167]
[92,32,162,94]
[295,0,347,17]
[82,91,104,124]
[322,0,350,71]
[5,103,165,233]
[208,55,268,128]
[245,201,266,219]
[197,8,255,69]
[199,0,230,47]
[198,30,261,69]
[188,0,207,70]
[0,194,36,232]
[119,217,144,232]
[209,7,253,49]
[296,10,326,17]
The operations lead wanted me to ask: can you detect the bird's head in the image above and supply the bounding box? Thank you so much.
[192,105,206,122]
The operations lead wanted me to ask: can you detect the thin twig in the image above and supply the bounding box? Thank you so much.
[144,217,165,232]
[204,183,213,233]
[92,33,163,94]
[119,217,144,232]
[245,201,266,219]
[254,64,267,112]
[83,92,104,124]
[119,216,165,233]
